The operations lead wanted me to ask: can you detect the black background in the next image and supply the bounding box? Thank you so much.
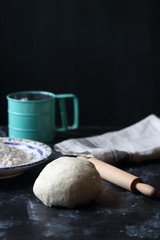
[1,1,160,127]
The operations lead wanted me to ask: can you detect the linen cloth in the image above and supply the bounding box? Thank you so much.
[54,114,160,164]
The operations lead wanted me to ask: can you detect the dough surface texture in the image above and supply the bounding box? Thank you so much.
[33,156,103,208]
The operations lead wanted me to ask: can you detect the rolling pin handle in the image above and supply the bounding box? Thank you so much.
[134,182,156,197]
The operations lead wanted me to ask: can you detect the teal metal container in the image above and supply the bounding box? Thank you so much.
[7,91,79,143]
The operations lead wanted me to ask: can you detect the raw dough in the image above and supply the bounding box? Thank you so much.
[33,156,103,208]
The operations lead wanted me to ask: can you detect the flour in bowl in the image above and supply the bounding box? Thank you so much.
[0,140,32,167]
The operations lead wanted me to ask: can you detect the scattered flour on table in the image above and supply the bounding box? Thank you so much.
[0,140,32,167]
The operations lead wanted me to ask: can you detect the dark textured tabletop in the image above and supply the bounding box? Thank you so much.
[0,127,160,240]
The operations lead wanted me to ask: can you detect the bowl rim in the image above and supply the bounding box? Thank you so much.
[0,137,53,171]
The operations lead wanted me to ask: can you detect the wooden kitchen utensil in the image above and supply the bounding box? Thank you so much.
[77,156,156,197]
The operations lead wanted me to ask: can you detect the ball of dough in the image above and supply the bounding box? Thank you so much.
[33,156,103,208]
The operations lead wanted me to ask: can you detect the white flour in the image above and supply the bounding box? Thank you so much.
[0,140,32,167]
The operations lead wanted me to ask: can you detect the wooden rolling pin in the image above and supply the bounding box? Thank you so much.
[77,156,156,197]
